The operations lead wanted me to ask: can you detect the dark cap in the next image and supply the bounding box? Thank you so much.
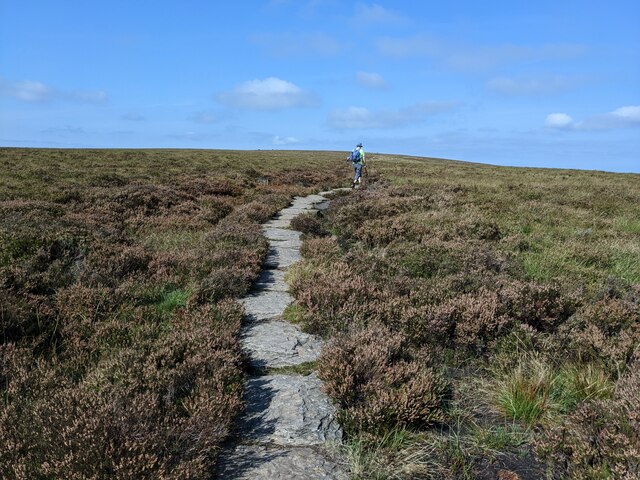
[356,143,363,147]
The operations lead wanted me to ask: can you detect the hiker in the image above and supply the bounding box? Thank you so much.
[347,142,366,189]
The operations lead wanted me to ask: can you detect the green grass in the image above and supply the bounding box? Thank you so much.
[156,289,190,314]
[492,357,615,425]
[282,302,305,324]
[553,364,614,412]
[470,423,530,452]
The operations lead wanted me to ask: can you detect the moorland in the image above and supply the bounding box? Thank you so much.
[1,147,638,479]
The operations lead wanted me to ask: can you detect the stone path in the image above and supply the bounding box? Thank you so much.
[216,191,349,480]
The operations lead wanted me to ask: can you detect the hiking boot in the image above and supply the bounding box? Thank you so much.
[351,182,356,189]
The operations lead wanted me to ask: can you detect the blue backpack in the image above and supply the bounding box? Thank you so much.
[348,149,361,162]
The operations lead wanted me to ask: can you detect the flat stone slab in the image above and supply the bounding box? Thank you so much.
[263,218,291,228]
[240,320,323,369]
[240,291,293,321]
[264,246,301,269]
[277,211,312,221]
[315,200,330,211]
[216,445,348,480]
[269,237,302,249]
[254,269,288,292]
[262,227,301,242]
[294,194,326,204]
[240,374,342,446]
[281,206,314,213]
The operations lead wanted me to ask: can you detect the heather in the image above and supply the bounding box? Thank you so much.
[0,148,342,479]
[2,148,638,479]
[291,155,640,479]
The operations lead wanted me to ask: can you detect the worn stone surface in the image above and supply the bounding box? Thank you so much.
[282,205,314,213]
[216,445,349,480]
[264,246,301,269]
[315,200,330,211]
[277,211,312,221]
[269,237,303,249]
[222,189,347,480]
[254,269,288,292]
[240,320,323,369]
[263,218,292,228]
[240,374,342,446]
[262,227,301,242]
[240,291,293,321]
[295,194,326,204]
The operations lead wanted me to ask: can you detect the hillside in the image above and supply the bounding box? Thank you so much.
[1,148,638,479]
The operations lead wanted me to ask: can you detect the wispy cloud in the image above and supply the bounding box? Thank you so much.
[72,90,108,103]
[356,71,389,89]
[488,74,579,96]
[328,101,458,129]
[0,76,107,103]
[3,79,55,102]
[122,112,145,121]
[189,111,219,124]
[250,32,346,57]
[218,77,316,110]
[41,125,87,134]
[165,131,212,141]
[546,105,640,131]
[376,35,585,71]
[355,3,407,25]
[272,135,299,145]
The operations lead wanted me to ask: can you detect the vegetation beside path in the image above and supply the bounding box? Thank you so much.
[2,147,638,479]
[288,155,640,479]
[0,148,342,478]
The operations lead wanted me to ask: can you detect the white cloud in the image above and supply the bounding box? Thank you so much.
[545,113,574,129]
[610,105,640,123]
[272,135,299,145]
[355,3,407,25]
[328,102,457,129]
[356,71,389,89]
[0,78,54,102]
[218,77,316,110]
[487,75,577,96]
[376,35,585,71]
[0,76,107,103]
[250,32,346,57]
[545,106,640,131]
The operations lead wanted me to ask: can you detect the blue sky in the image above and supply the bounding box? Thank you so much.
[1,1,639,172]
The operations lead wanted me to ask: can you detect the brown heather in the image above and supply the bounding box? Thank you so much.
[2,148,638,479]
[559,297,640,376]
[290,212,327,237]
[0,148,343,479]
[318,324,448,435]
[292,155,639,479]
[536,353,640,479]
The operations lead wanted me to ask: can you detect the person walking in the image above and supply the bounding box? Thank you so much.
[347,142,366,189]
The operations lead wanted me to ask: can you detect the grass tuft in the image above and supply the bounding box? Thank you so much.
[156,288,190,314]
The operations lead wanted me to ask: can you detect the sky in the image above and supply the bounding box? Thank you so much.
[1,1,639,173]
